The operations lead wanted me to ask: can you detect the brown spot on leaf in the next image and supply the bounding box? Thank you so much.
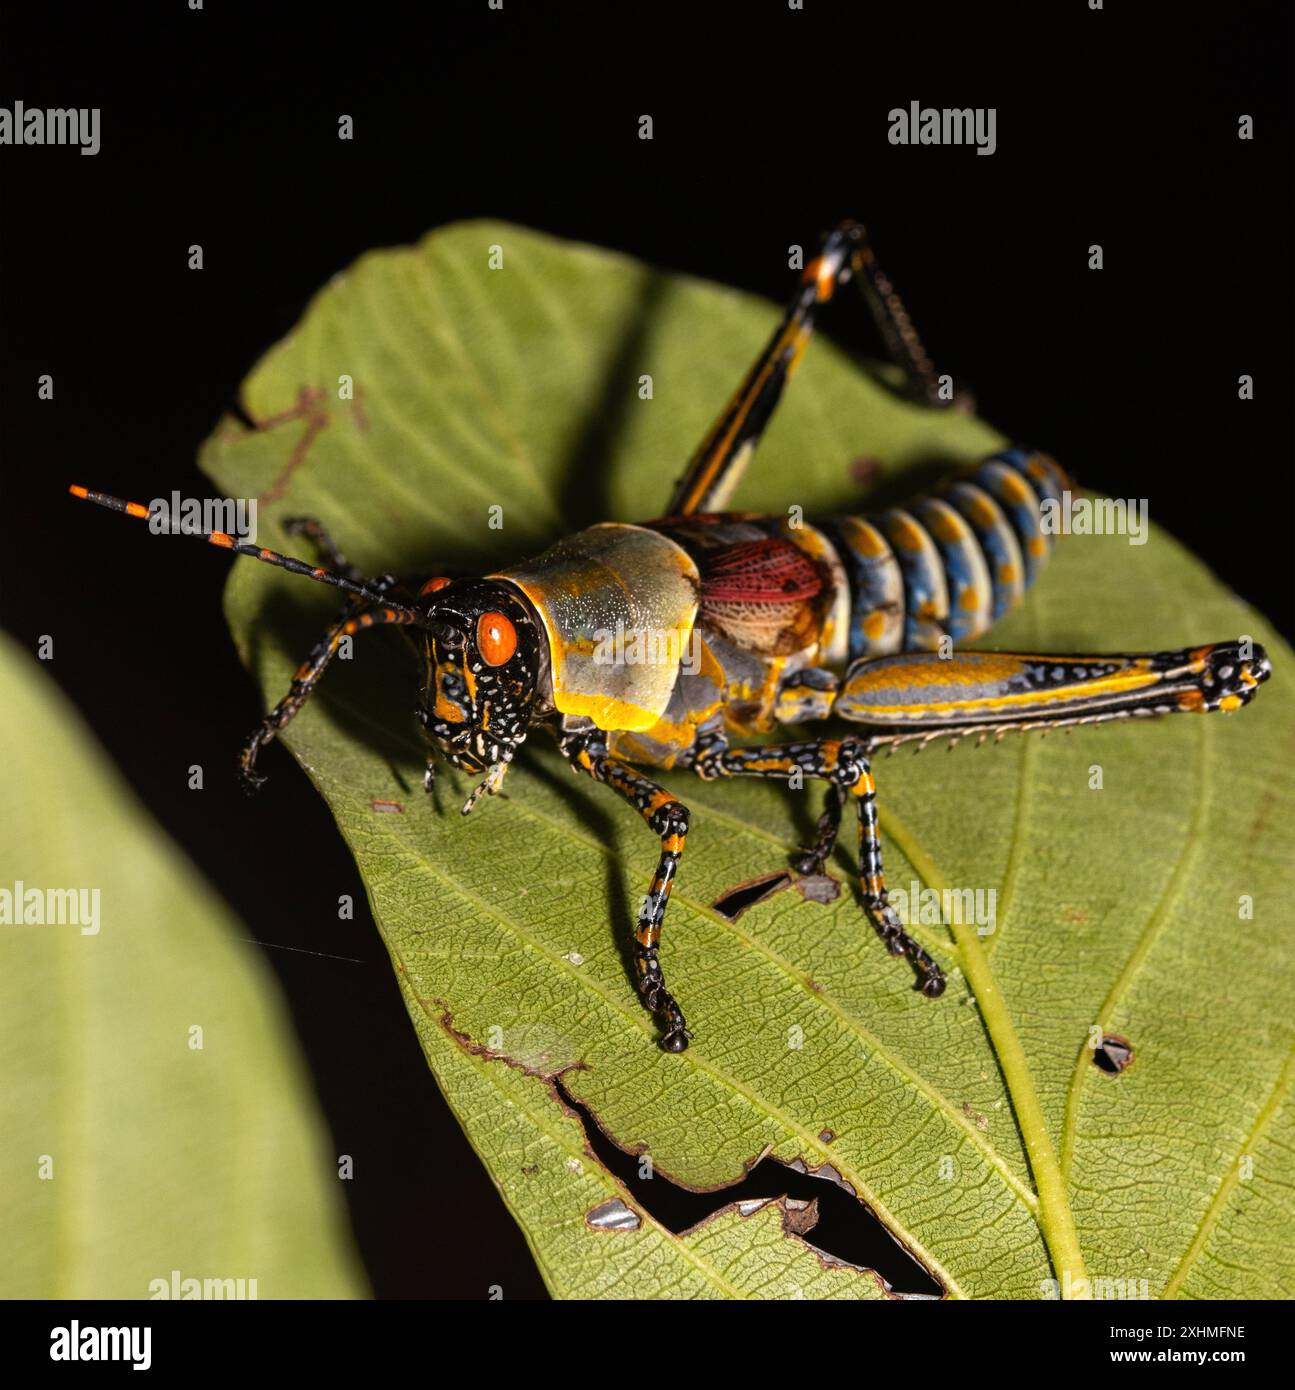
[849,455,883,487]
[795,872,841,905]
[780,1196,820,1239]
[251,385,331,506]
[961,1101,991,1132]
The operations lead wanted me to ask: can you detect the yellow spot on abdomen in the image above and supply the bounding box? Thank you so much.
[892,518,925,551]
[1001,473,1030,504]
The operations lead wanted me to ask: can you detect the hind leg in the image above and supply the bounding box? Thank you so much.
[667,220,951,518]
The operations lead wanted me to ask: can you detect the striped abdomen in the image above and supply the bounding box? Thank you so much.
[815,446,1070,659]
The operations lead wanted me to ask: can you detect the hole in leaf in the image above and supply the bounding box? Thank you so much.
[711,871,792,921]
[557,1078,943,1298]
[1092,1033,1135,1074]
[585,1197,641,1232]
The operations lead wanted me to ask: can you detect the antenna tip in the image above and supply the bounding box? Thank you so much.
[69,484,88,499]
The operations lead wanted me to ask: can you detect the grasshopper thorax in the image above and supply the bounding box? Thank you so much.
[414,576,546,776]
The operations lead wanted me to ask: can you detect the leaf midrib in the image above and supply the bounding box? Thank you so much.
[880,798,1090,1294]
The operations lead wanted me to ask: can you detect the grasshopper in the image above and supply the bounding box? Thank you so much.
[73,221,1271,1052]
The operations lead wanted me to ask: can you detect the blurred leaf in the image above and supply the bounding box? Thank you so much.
[203,221,1295,1299]
[0,634,365,1298]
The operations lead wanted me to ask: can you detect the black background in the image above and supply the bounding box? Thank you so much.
[2,1,1291,1299]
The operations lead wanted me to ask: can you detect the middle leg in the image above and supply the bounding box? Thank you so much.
[697,736,947,998]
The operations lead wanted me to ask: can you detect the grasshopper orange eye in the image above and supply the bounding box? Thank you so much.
[476,611,516,666]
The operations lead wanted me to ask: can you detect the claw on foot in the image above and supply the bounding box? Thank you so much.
[239,735,270,794]
[640,976,690,1053]
[239,757,267,795]
[918,970,947,998]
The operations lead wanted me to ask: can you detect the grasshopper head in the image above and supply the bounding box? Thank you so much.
[415,576,547,794]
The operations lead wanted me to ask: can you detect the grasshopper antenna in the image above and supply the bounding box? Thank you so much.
[70,485,450,633]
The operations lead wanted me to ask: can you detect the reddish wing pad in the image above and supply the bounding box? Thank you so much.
[698,537,826,656]
[700,538,822,604]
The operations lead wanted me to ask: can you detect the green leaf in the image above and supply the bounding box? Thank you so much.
[202,221,1295,1300]
[0,634,365,1299]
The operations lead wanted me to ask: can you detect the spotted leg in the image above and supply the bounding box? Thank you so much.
[240,519,419,790]
[277,520,459,799]
[560,728,692,1052]
[694,736,946,998]
[794,782,847,877]
[240,603,418,791]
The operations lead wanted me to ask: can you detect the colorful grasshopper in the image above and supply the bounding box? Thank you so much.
[73,221,1271,1053]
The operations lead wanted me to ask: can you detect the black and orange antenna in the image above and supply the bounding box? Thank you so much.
[69,486,448,633]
